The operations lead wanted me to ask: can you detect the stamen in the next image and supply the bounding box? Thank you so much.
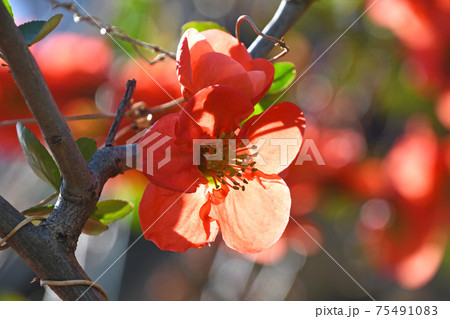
[198,134,256,192]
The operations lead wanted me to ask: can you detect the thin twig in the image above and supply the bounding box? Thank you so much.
[0,216,46,250]
[23,192,58,212]
[46,0,176,63]
[0,113,116,127]
[0,97,185,128]
[33,278,109,301]
[105,79,136,147]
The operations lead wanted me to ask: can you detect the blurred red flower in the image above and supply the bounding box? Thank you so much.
[367,0,450,91]
[117,58,181,109]
[176,28,274,104]
[0,32,113,156]
[354,118,449,289]
[138,85,306,253]
[112,57,184,145]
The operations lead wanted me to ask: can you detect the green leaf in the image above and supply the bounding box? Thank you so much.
[16,123,61,191]
[240,103,264,127]
[76,137,97,162]
[82,218,109,236]
[91,200,134,226]
[2,0,13,19]
[267,62,297,94]
[22,205,54,217]
[18,14,63,46]
[181,21,227,34]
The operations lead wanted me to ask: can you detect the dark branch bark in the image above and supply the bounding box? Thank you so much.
[0,196,105,300]
[0,3,94,194]
[248,0,314,58]
[0,144,134,300]
[44,145,134,246]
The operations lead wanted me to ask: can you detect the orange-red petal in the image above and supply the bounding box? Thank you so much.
[192,52,254,98]
[239,102,306,174]
[139,113,207,193]
[243,58,275,104]
[180,85,254,137]
[212,176,291,253]
[139,183,219,252]
[198,29,252,64]
[176,37,195,100]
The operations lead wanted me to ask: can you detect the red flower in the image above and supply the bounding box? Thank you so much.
[33,32,112,104]
[0,32,113,156]
[138,85,305,253]
[355,119,448,289]
[176,28,275,104]
[367,0,450,91]
[116,58,182,110]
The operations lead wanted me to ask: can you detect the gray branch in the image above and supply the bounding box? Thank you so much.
[248,0,315,58]
[0,196,105,300]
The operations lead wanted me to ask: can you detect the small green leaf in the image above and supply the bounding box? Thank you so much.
[16,123,61,191]
[22,205,54,217]
[76,137,97,162]
[181,21,227,34]
[2,0,13,19]
[18,14,63,46]
[91,200,134,226]
[267,62,297,94]
[82,218,109,236]
[240,103,264,127]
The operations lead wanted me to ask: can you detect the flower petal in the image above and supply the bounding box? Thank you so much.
[184,29,214,65]
[192,52,254,98]
[200,29,252,64]
[139,183,219,252]
[180,85,254,137]
[139,113,207,193]
[243,58,275,104]
[213,176,291,253]
[239,102,306,174]
[176,37,195,100]
[394,229,447,289]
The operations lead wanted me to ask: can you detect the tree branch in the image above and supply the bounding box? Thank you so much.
[0,195,105,300]
[0,3,94,195]
[248,0,314,58]
[44,144,135,246]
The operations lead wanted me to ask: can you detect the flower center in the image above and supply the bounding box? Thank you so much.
[197,133,258,191]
